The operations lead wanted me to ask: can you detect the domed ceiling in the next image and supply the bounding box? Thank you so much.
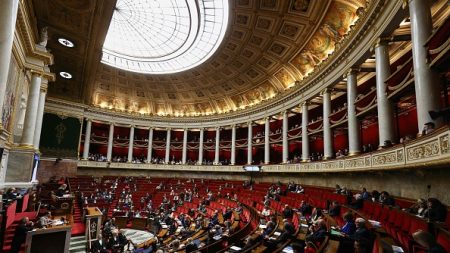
[33,0,366,118]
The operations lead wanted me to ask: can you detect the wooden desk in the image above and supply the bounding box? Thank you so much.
[25,224,72,253]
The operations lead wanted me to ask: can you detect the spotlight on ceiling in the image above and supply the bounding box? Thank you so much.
[59,71,73,79]
[58,38,75,48]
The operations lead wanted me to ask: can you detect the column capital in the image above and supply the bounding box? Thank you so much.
[343,68,359,78]
[85,118,92,122]
[109,122,115,126]
[231,124,236,128]
[166,127,171,131]
[28,69,44,77]
[371,37,391,51]
[247,121,253,126]
[301,101,310,107]
[320,88,331,95]
[148,126,154,130]
[130,125,135,128]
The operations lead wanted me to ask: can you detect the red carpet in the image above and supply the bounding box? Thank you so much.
[71,222,86,236]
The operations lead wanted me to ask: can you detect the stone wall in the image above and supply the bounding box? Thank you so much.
[76,165,450,205]
[37,159,78,183]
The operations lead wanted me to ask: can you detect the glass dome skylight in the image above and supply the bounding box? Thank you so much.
[101,0,229,74]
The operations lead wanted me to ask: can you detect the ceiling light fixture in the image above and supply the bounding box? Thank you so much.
[58,38,75,48]
[59,71,73,79]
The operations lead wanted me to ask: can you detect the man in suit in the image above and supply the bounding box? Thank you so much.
[108,229,126,252]
[185,238,199,253]
[306,219,328,245]
[10,217,34,253]
[91,234,108,253]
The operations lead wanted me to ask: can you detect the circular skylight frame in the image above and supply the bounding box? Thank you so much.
[101,0,229,74]
[59,71,73,79]
[57,38,75,48]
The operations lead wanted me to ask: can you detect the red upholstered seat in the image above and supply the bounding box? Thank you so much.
[397,216,428,253]
[436,229,450,252]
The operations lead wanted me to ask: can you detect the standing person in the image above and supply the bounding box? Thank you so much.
[10,217,34,253]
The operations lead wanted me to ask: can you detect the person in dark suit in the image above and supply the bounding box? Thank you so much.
[306,219,328,245]
[107,229,126,252]
[350,218,373,244]
[282,205,294,219]
[10,217,34,253]
[91,234,108,253]
[185,238,199,253]
[328,201,341,217]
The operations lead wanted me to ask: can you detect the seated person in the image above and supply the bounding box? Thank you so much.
[4,187,19,200]
[298,201,312,217]
[234,203,243,214]
[282,204,294,219]
[412,230,446,253]
[379,191,395,206]
[91,234,108,253]
[424,198,447,222]
[56,184,69,197]
[350,218,373,244]
[107,229,126,252]
[350,193,364,210]
[185,238,199,253]
[328,201,341,217]
[404,198,427,217]
[223,207,233,220]
[306,219,328,245]
[168,239,181,252]
[265,219,295,248]
[310,208,323,224]
[37,212,52,228]
[339,212,356,236]
[261,205,271,218]
[223,220,235,236]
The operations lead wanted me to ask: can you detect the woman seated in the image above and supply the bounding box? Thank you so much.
[339,212,356,236]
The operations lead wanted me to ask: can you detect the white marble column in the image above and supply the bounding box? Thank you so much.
[182,128,188,164]
[231,125,236,165]
[127,126,135,162]
[214,127,220,164]
[264,117,271,164]
[146,128,154,163]
[107,123,114,161]
[33,82,47,149]
[20,72,42,147]
[282,111,289,163]
[322,89,334,159]
[165,128,171,164]
[409,0,442,130]
[375,39,396,146]
[82,119,92,160]
[346,69,361,155]
[198,128,204,165]
[247,122,253,164]
[301,102,310,161]
[0,0,19,130]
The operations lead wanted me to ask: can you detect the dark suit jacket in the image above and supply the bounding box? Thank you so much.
[11,223,33,253]
[91,239,108,252]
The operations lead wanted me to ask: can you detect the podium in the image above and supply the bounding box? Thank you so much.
[85,207,103,250]
[25,225,72,253]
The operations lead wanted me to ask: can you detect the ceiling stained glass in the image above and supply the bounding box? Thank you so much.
[102,0,229,74]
